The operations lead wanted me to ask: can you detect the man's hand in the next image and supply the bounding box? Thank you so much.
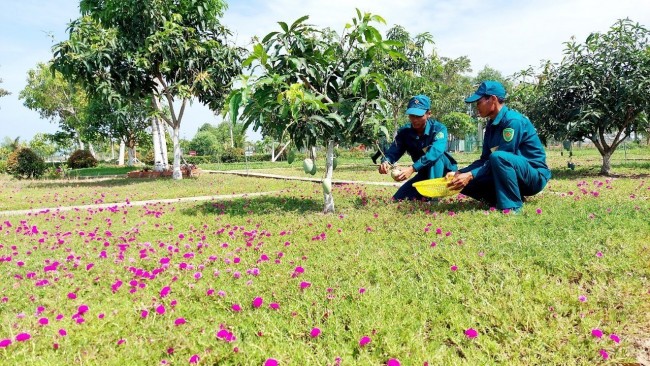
[395,166,415,182]
[447,171,473,190]
[378,162,391,174]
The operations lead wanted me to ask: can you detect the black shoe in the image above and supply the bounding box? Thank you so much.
[371,156,377,164]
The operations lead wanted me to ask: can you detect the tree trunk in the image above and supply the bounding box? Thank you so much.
[160,120,169,168]
[271,140,291,162]
[118,140,125,166]
[151,117,166,171]
[171,125,182,180]
[323,140,335,214]
[88,142,96,159]
[127,145,136,167]
[600,150,613,176]
[78,137,85,150]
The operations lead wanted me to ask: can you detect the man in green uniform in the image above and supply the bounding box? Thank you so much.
[447,81,551,212]
[379,94,457,201]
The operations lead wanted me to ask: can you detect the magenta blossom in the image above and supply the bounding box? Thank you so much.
[300,281,311,290]
[231,303,242,312]
[310,327,321,338]
[591,328,603,338]
[174,318,186,326]
[264,359,278,366]
[58,329,67,337]
[464,328,478,339]
[609,333,620,343]
[269,302,280,310]
[359,336,371,347]
[16,333,31,342]
[189,354,199,364]
[0,339,11,348]
[599,349,609,359]
[387,359,401,366]
[156,305,166,315]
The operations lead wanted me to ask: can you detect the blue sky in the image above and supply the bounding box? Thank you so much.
[1,0,648,143]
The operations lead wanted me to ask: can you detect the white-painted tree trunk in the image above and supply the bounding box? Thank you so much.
[78,137,85,150]
[160,122,169,168]
[127,146,136,166]
[151,117,167,171]
[171,125,182,180]
[323,140,335,214]
[88,142,96,159]
[118,140,125,166]
[271,141,291,162]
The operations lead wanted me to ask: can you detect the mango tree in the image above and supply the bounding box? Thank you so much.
[52,0,243,179]
[227,11,401,213]
[527,19,650,175]
[19,62,91,151]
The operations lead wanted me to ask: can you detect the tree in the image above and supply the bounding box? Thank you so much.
[84,96,152,166]
[0,66,10,104]
[529,19,650,175]
[28,133,57,160]
[52,0,244,179]
[228,10,402,213]
[19,62,89,150]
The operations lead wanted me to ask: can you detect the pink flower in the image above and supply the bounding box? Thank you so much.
[609,333,620,344]
[16,333,31,342]
[450,265,458,271]
[156,305,166,315]
[58,329,67,337]
[599,349,609,359]
[464,328,478,339]
[0,339,11,348]
[535,208,542,214]
[359,288,366,294]
[189,354,199,364]
[387,359,401,366]
[269,302,280,310]
[591,328,603,338]
[359,336,371,347]
[596,251,603,257]
[141,310,149,318]
[38,317,49,325]
[117,339,125,345]
[160,286,171,298]
[300,281,311,290]
[310,327,321,338]
[78,304,89,314]
[578,295,587,302]
[264,359,278,366]
[231,303,242,312]
[252,297,263,308]
[67,292,77,299]
[174,318,186,326]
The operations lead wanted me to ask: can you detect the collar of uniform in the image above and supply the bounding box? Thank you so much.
[490,105,510,126]
[423,119,434,135]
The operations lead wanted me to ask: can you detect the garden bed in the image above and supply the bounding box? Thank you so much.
[126,168,201,178]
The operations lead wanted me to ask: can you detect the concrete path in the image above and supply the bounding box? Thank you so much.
[203,169,402,187]
[0,191,281,217]
[0,171,401,217]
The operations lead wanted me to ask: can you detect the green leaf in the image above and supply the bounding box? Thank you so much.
[262,31,280,44]
[290,15,310,31]
[278,22,289,33]
[229,91,243,125]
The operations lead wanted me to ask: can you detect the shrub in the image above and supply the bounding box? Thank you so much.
[67,150,98,169]
[220,147,245,163]
[0,160,6,174]
[6,148,46,179]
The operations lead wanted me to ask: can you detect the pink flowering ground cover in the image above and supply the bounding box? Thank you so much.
[0,171,648,365]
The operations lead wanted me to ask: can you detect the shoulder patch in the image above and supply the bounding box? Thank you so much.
[435,131,444,140]
[503,128,514,142]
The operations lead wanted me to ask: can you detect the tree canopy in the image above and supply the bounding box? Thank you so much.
[526,19,650,175]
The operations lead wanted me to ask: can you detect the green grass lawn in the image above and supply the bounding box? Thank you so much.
[0,147,648,365]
